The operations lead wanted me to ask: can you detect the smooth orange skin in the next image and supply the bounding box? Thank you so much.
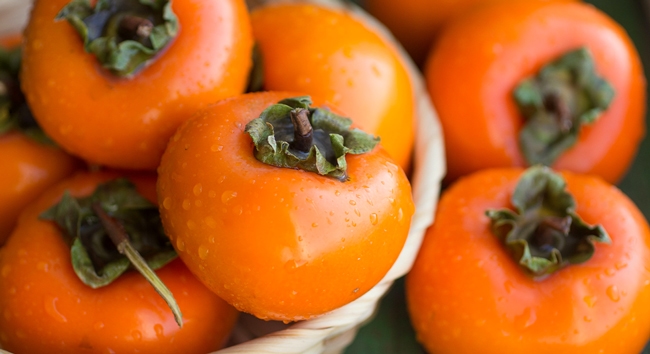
[365,0,578,66]
[0,132,78,245]
[425,1,646,184]
[406,168,650,354]
[21,0,253,170]
[251,4,415,172]
[0,172,239,353]
[157,92,414,321]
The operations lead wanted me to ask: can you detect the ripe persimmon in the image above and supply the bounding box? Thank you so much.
[0,171,239,353]
[0,37,78,245]
[157,92,414,321]
[407,166,650,353]
[250,3,415,171]
[425,1,645,183]
[20,0,253,170]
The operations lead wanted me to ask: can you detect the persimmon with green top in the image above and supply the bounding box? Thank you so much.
[407,167,650,353]
[425,1,646,183]
[0,172,239,353]
[21,0,253,170]
[157,92,414,321]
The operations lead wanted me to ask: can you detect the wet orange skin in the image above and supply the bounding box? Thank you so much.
[157,92,414,321]
[406,168,650,353]
[251,3,415,172]
[0,132,79,245]
[21,0,253,170]
[365,0,578,66]
[425,1,646,184]
[0,172,239,353]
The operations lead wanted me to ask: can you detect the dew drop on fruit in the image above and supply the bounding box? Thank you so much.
[369,213,378,225]
[198,245,209,260]
[176,239,186,252]
[222,190,237,204]
[583,295,597,308]
[44,297,67,324]
[205,216,217,229]
[93,322,105,331]
[233,205,243,216]
[397,208,404,222]
[182,199,191,210]
[606,285,620,302]
[186,220,197,230]
[349,200,356,206]
[154,324,164,339]
[193,184,203,196]
[163,197,173,210]
[211,144,224,152]
[132,330,142,341]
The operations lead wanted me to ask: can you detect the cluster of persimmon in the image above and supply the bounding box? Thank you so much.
[0,0,418,353]
[365,0,650,353]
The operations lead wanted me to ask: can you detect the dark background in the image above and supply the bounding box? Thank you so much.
[345,0,650,352]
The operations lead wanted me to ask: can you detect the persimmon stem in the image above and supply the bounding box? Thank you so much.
[290,108,313,152]
[92,203,183,327]
[118,15,154,41]
[543,92,572,132]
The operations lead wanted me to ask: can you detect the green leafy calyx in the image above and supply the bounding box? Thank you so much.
[514,47,615,166]
[40,178,176,288]
[486,166,610,279]
[245,96,380,181]
[56,0,179,77]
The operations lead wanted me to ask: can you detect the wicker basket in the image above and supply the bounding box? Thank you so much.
[0,0,445,353]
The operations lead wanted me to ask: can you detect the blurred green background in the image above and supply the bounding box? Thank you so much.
[345,0,650,352]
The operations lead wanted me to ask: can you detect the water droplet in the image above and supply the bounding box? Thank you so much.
[37,262,49,272]
[132,330,142,341]
[604,268,616,276]
[583,295,597,308]
[335,190,341,196]
[397,208,404,222]
[211,144,224,152]
[312,222,318,228]
[222,190,237,204]
[205,216,217,228]
[369,213,378,225]
[341,238,346,242]
[163,197,173,210]
[233,205,243,216]
[198,246,209,260]
[606,285,620,302]
[615,262,628,270]
[209,190,217,198]
[195,200,202,207]
[354,209,361,217]
[154,324,164,338]
[349,200,357,205]
[1,265,10,277]
[218,175,226,184]
[176,239,186,251]
[514,307,536,329]
[186,220,197,230]
[94,322,105,331]
[193,184,203,196]
[44,297,67,323]
[182,199,191,210]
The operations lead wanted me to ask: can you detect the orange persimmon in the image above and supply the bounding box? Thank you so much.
[157,92,414,321]
[20,0,253,170]
[407,167,650,353]
[251,3,415,171]
[425,1,645,184]
[0,171,239,353]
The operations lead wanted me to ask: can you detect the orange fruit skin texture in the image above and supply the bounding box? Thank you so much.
[406,168,650,354]
[251,3,415,172]
[20,0,253,170]
[0,132,78,245]
[157,92,414,322]
[365,0,578,67]
[425,1,646,184]
[0,171,239,353]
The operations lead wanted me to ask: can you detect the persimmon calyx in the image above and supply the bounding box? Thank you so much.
[56,0,179,77]
[514,47,615,166]
[0,47,52,144]
[40,178,178,288]
[245,96,380,181]
[486,166,610,279]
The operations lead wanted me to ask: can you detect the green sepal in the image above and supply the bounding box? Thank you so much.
[245,96,380,181]
[56,0,179,77]
[40,178,176,288]
[486,166,610,278]
[514,47,615,166]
